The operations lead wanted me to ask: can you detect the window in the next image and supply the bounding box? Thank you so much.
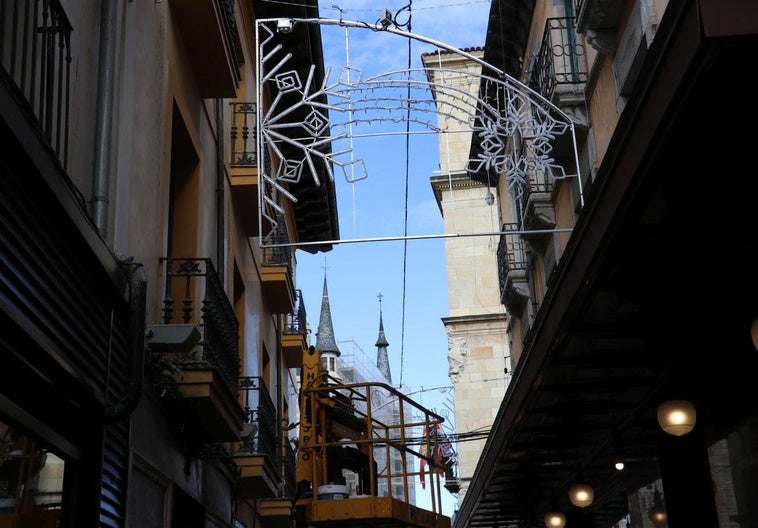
[0,420,65,524]
[167,103,200,261]
[127,457,168,528]
[171,485,204,527]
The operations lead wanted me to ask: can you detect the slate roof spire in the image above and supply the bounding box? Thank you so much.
[375,292,392,383]
[315,274,340,356]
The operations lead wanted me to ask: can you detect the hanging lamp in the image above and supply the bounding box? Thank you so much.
[657,399,697,436]
[647,488,667,527]
[544,510,566,528]
[544,492,565,528]
[568,468,594,508]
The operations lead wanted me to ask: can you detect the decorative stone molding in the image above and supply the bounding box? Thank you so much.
[576,0,625,55]
[586,28,618,55]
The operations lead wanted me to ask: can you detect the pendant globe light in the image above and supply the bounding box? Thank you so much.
[568,468,594,508]
[657,399,697,436]
[750,318,758,350]
[647,488,667,527]
[611,431,625,471]
[544,493,565,528]
[544,510,566,528]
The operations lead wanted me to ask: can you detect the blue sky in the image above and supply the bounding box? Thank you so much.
[293,0,490,379]
[292,2,491,512]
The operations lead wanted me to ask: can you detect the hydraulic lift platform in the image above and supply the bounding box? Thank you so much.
[294,347,453,528]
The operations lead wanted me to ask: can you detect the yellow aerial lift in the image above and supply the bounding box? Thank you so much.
[294,347,452,528]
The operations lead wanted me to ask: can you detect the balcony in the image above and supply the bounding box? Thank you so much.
[234,377,279,499]
[521,172,556,253]
[1,0,73,170]
[528,17,587,129]
[229,102,271,238]
[168,0,240,98]
[280,439,296,498]
[281,290,307,368]
[157,258,243,442]
[257,499,293,528]
[257,440,297,527]
[443,461,460,494]
[260,229,295,314]
[496,226,530,316]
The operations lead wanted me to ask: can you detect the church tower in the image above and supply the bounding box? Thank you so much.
[375,293,392,384]
[315,274,341,383]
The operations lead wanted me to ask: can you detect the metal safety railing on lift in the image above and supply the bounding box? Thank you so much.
[297,376,451,528]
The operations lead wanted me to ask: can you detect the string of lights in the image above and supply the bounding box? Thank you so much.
[257,0,491,14]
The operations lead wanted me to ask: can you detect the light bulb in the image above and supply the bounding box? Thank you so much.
[657,399,696,436]
[568,482,594,507]
[649,508,667,526]
[544,511,566,528]
[612,433,624,471]
[751,318,758,350]
[648,490,667,527]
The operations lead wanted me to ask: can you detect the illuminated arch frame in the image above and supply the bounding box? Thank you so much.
[255,17,583,248]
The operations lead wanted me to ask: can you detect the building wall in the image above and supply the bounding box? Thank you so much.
[471,0,758,525]
[120,1,264,525]
[439,180,501,317]
[425,48,511,509]
[0,1,309,526]
[587,55,619,169]
[59,0,102,197]
[443,316,508,505]
[425,0,684,520]
[423,50,485,177]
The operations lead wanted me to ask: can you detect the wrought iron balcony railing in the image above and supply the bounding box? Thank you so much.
[238,376,278,464]
[218,0,239,71]
[160,257,240,395]
[259,220,296,314]
[262,244,292,267]
[284,289,307,335]
[527,17,586,102]
[280,439,297,498]
[514,164,555,213]
[230,102,257,167]
[1,0,73,169]
[262,226,293,269]
[496,224,530,300]
[505,135,561,233]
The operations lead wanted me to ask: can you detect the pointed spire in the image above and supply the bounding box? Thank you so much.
[375,292,392,383]
[315,274,340,356]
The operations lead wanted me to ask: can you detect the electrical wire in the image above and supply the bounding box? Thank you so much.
[259,0,494,389]
[384,428,492,446]
[258,0,491,13]
[398,1,413,389]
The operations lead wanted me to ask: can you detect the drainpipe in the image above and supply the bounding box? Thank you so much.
[275,315,284,491]
[91,0,118,237]
[216,99,225,274]
[105,259,147,421]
